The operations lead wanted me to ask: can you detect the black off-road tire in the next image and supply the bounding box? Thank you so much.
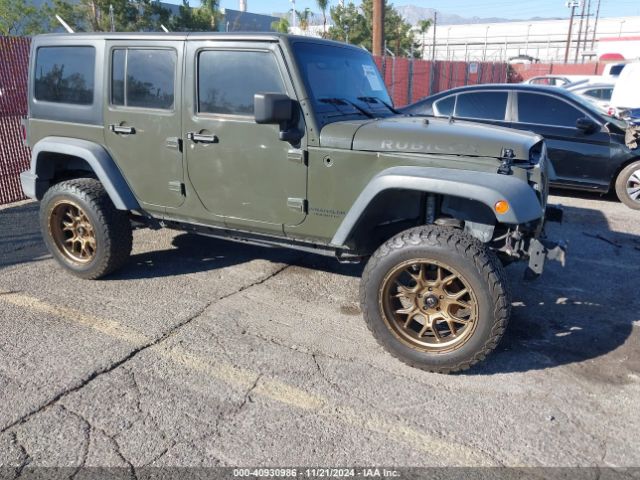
[40,178,133,279]
[360,225,511,373]
[614,160,640,210]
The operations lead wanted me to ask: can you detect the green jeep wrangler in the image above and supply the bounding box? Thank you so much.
[21,33,564,373]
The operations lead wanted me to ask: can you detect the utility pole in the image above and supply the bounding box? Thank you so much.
[574,0,586,62]
[564,1,578,63]
[372,0,384,57]
[590,0,601,49]
[583,0,591,52]
[431,11,437,61]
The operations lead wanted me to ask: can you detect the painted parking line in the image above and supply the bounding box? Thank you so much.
[0,292,497,466]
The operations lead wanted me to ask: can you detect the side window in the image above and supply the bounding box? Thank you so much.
[198,50,285,115]
[111,49,175,110]
[455,92,508,121]
[517,93,583,127]
[34,46,95,105]
[434,96,455,116]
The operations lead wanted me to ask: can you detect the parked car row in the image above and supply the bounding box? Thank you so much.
[402,83,640,209]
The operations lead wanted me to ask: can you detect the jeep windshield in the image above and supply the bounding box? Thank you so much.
[292,42,395,126]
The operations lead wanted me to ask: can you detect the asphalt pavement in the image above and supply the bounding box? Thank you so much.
[0,192,639,474]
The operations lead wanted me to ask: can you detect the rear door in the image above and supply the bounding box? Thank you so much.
[104,41,184,212]
[512,91,612,190]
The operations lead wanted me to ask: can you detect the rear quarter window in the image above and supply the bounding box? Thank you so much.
[34,46,95,105]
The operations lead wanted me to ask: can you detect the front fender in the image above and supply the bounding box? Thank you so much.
[330,166,543,247]
[20,136,139,211]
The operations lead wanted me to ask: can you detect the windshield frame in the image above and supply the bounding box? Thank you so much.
[290,40,393,128]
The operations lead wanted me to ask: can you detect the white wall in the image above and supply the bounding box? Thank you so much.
[414,16,640,62]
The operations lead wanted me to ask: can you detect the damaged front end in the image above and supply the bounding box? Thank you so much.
[490,205,567,280]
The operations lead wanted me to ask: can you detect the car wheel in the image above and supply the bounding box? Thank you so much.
[40,178,133,279]
[360,225,511,373]
[615,161,640,210]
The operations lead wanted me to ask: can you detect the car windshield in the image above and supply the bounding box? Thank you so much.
[563,90,628,130]
[292,42,393,124]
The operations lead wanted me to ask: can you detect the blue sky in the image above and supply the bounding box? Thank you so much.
[211,0,640,20]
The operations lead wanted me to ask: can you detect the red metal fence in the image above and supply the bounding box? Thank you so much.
[511,62,605,82]
[0,36,31,205]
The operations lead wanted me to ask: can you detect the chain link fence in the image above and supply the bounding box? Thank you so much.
[0,36,31,205]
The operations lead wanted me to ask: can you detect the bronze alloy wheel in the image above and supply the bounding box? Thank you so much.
[49,200,97,265]
[379,259,479,353]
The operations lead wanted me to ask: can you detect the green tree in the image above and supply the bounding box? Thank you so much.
[171,0,219,31]
[328,1,417,57]
[271,16,289,33]
[295,8,312,31]
[417,19,431,59]
[46,0,174,32]
[315,0,329,37]
[327,2,367,45]
[0,0,48,35]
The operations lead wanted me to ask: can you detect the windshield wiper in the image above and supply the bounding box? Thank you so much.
[357,96,401,115]
[318,97,375,119]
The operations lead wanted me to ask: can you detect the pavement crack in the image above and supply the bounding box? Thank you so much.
[238,374,261,412]
[10,431,32,478]
[95,426,137,480]
[0,262,294,437]
[124,368,143,416]
[216,263,296,303]
[58,405,91,480]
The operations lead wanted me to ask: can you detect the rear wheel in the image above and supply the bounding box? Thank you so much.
[40,178,133,279]
[615,161,640,210]
[360,225,511,373]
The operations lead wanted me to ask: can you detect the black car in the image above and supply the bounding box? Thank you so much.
[402,84,640,209]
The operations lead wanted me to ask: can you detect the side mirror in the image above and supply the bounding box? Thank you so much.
[576,117,599,134]
[254,93,294,125]
[254,93,303,144]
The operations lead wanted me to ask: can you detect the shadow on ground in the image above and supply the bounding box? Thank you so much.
[1,201,638,376]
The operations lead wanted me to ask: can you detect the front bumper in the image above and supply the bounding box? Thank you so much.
[524,204,566,280]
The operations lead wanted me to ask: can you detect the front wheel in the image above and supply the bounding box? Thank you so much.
[40,178,133,279]
[360,225,511,373]
[615,161,640,210]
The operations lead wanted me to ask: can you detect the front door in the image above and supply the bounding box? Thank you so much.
[104,42,184,211]
[513,91,612,190]
[183,41,307,231]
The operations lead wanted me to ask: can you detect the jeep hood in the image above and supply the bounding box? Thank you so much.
[319,116,541,160]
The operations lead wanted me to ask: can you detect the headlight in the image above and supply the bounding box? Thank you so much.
[529,141,544,166]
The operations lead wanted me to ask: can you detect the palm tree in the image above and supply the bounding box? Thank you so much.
[271,16,290,33]
[418,19,431,59]
[315,0,329,37]
[295,8,312,32]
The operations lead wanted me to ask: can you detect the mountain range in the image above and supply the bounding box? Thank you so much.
[395,5,559,25]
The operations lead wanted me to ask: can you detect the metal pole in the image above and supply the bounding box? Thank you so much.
[590,0,601,49]
[564,1,577,64]
[483,26,490,62]
[583,0,591,52]
[431,12,437,61]
[372,0,384,57]
[575,0,586,62]
[525,24,532,53]
[290,0,296,29]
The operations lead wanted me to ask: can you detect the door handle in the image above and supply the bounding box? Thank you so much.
[187,132,218,144]
[109,124,136,135]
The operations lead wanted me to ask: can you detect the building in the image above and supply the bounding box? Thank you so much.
[417,16,640,63]
[219,8,279,32]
